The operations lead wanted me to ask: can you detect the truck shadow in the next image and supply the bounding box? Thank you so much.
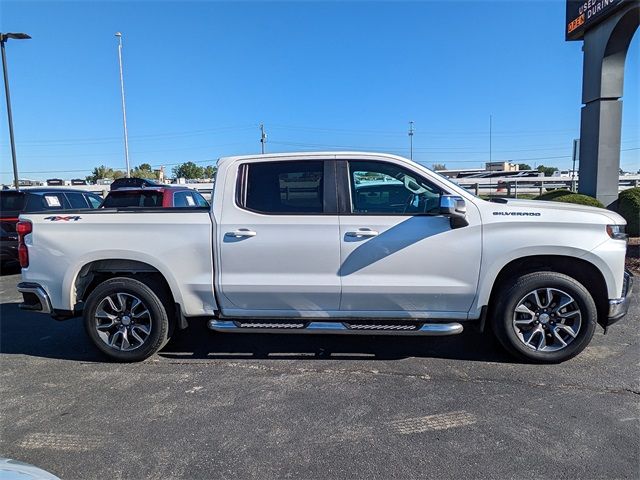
[0,265,21,277]
[0,301,515,363]
[161,320,515,363]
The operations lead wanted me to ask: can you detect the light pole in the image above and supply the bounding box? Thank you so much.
[1,32,31,190]
[115,32,131,177]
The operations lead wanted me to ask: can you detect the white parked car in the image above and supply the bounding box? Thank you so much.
[16,152,633,363]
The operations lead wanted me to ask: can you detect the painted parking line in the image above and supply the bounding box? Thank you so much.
[389,410,477,434]
[18,433,101,452]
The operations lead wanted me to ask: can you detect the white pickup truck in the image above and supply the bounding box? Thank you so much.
[16,152,633,363]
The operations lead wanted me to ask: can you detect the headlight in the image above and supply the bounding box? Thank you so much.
[606,224,628,240]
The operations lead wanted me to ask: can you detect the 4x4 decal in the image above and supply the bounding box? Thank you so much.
[43,216,82,222]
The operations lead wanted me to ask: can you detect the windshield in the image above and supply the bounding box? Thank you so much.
[426,168,479,199]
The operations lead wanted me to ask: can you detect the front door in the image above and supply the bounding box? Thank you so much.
[338,159,481,318]
[217,159,341,317]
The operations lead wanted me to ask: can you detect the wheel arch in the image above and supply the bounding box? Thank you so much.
[485,255,609,325]
[69,258,181,316]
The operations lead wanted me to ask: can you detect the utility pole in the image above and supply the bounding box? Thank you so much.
[571,138,580,192]
[115,32,131,177]
[260,123,267,154]
[408,121,414,160]
[489,114,492,164]
[1,32,31,190]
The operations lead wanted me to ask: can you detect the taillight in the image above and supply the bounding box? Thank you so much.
[17,220,32,268]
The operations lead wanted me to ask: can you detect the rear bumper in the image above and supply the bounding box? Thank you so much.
[17,282,52,314]
[607,270,634,325]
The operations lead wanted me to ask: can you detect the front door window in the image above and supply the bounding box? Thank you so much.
[348,161,442,215]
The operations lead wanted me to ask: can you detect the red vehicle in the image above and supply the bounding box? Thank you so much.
[100,186,209,209]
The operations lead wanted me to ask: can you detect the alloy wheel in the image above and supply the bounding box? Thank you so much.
[94,293,152,351]
[512,287,582,352]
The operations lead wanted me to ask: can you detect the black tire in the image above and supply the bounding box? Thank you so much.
[83,277,170,362]
[491,272,597,363]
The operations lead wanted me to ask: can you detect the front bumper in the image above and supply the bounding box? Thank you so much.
[607,270,634,325]
[17,282,52,314]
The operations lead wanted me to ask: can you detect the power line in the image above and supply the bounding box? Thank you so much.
[267,123,589,137]
[0,125,257,146]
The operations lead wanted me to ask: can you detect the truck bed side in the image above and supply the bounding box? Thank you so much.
[20,208,216,317]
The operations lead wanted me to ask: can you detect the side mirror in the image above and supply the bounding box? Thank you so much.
[439,195,468,228]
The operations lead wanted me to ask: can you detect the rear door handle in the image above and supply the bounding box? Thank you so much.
[226,229,257,238]
[346,229,379,238]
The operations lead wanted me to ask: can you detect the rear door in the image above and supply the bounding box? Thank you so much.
[217,159,341,316]
[337,159,482,317]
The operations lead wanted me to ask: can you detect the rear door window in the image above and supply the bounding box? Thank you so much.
[173,191,192,207]
[239,160,325,214]
[65,192,90,209]
[85,194,103,208]
[25,193,70,212]
[192,191,210,207]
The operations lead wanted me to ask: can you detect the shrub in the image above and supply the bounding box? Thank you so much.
[534,189,572,201]
[617,187,640,236]
[554,193,604,208]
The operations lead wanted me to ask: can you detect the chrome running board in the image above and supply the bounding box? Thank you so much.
[207,320,463,336]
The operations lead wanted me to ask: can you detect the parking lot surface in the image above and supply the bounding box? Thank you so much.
[1,271,638,480]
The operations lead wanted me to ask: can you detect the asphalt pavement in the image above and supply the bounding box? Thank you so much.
[1,270,638,480]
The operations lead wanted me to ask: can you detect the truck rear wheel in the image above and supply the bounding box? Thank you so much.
[83,277,170,362]
[491,272,597,363]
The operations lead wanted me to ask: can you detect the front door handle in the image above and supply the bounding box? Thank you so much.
[226,229,257,238]
[345,229,379,238]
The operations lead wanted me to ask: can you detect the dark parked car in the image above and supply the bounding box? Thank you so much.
[101,186,209,208]
[0,188,103,267]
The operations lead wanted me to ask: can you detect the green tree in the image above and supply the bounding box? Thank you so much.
[172,161,204,179]
[203,165,217,179]
[86,165,126,183]
[518,163,532,170]
[130,163,158,179]
[431,163,447,171]
[537,165,558,177]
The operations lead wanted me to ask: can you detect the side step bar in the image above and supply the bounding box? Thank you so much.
[207,320,463,336]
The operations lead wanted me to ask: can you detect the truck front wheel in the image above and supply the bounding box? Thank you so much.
[83,277,170,362]
[491,272,597,363]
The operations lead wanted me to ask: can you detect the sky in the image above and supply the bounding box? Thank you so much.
[0,0,638,183]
